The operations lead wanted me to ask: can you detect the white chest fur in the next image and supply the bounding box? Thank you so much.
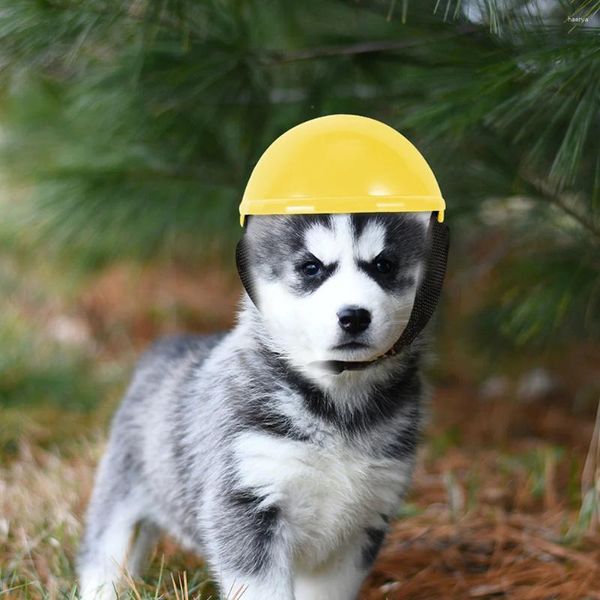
[233,432,410,568]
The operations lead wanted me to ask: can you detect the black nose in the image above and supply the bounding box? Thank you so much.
[337,307,371,335]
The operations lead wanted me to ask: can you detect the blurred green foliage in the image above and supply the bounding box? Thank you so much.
[0,0,598,353]
[0,314,98,410]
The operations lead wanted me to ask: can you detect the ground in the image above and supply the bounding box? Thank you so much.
[1,258,599,600]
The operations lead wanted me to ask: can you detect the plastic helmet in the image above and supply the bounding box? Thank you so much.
[239,114,445,226]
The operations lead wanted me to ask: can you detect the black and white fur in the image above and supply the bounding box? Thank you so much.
[78,212,432,600]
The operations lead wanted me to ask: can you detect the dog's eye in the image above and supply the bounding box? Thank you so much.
[301,261,322,277]
[374,258,394,274]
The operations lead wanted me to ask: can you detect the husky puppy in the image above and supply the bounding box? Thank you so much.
[79,212,433,600]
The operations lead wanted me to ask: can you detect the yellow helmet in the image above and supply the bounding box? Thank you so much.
[239,114,445,226]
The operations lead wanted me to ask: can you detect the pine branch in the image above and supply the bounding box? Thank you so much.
[521,169,600,243]
[265,25,478,63]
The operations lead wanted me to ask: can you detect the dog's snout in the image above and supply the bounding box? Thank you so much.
[337,307,371,335]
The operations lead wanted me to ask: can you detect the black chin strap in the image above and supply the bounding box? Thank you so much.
[236,234,256,307]
[236,212,449,375]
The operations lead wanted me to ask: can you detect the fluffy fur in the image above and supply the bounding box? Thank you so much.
[78,213,432,600]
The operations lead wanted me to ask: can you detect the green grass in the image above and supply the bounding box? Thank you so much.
[0,314,114,412]
[0,307,128,461]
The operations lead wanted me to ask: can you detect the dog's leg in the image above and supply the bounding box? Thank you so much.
[78,498,141,600]
[205,491,294,600]
[294,528,387,600]
[220,571,294,600]
[78,445,147,600]
[214,535,295,600]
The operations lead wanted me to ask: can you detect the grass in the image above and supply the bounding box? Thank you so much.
[0,249,127,462]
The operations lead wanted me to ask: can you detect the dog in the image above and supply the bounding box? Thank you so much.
[78,211,434,600]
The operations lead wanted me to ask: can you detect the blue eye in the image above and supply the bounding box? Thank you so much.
[374,258,393,274]
[302,261,321,277]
